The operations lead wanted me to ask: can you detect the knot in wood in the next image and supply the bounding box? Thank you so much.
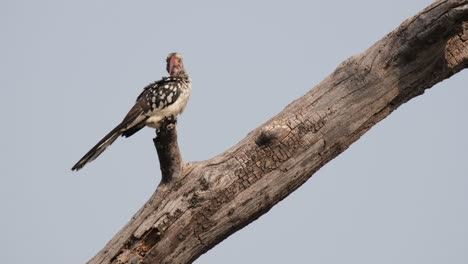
[255,125,290,147]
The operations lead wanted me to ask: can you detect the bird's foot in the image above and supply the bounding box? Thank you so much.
[165,116,177,129]
[166,115,177,123]
[155,116,177,134]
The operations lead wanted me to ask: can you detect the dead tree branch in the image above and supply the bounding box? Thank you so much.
[88,1,468,263]
[154,118,182,183]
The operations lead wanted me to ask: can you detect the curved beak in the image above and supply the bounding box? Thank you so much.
[168,56,177,75]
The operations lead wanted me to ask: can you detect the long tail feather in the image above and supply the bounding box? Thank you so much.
[71,124,124,171]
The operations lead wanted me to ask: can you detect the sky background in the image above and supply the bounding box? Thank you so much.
[1,0,467,263]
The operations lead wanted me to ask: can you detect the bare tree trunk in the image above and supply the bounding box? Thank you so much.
[88,1,468,263]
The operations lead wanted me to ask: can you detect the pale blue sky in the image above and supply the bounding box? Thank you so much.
[1,0,467,263]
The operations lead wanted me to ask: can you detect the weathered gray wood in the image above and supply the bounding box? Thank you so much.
[154,118,182,183]
[88,1,468,263]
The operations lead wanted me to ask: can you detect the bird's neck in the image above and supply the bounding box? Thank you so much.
[172,72,190,79]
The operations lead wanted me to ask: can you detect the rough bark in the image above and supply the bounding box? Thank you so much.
[153,118,182,184]
[88,1,468,263]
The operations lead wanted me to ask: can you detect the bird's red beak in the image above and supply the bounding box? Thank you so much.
[168,56,177,75]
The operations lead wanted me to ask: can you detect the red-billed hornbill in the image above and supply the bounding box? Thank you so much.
[72,53,191,171]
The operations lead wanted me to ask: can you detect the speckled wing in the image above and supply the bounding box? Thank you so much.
[120,77,182,136]
[136,77,182,112]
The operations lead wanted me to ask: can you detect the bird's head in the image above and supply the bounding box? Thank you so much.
[166,53,185,76]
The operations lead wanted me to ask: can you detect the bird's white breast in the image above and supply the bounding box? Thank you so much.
[145,82,191,128]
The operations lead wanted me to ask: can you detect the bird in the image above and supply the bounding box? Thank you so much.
[71,53,191,171]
